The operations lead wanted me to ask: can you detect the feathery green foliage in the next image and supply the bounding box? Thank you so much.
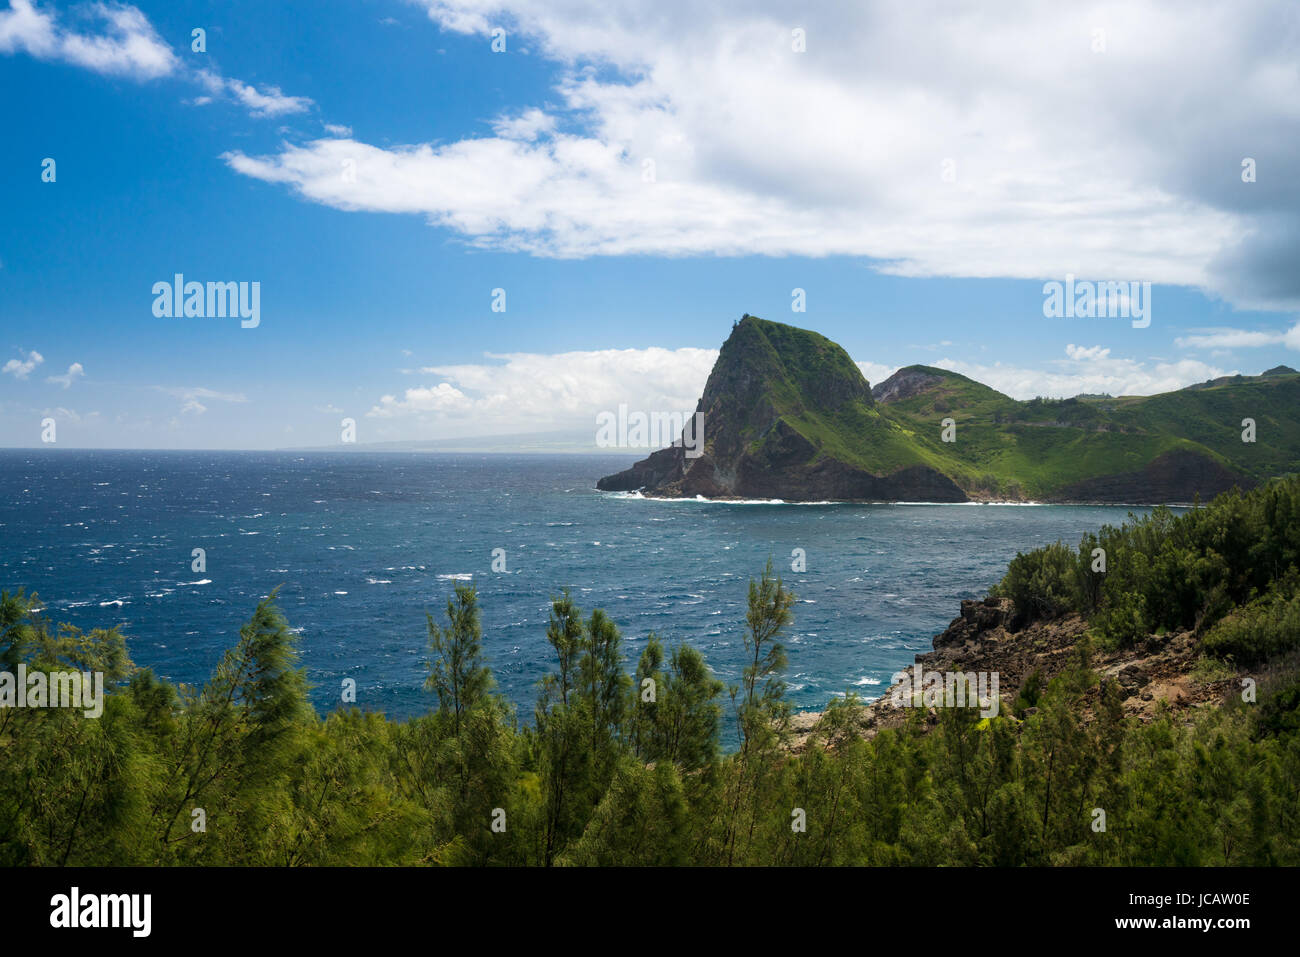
[4,476,1300,865]
[425,582,494,734]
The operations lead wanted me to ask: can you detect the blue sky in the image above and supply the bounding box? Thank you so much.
[2,0,1299,449]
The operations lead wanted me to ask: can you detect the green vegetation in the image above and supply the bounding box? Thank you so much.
[711,316,931,476]
[875,362,1300,498]
[4,478,1300,865]
[712,316,1300,500]
[991,474,1300,656]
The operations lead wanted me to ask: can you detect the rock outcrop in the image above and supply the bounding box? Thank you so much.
[597,315,967,501]
[788,595,1241,753]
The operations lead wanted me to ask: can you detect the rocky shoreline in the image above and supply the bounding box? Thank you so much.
[789,596,1243,753]
[604,486,1208,508]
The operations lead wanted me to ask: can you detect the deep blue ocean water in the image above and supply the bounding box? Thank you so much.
[0,450,1165,735]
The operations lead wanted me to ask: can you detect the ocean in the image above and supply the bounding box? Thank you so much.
[0,449,1164,736]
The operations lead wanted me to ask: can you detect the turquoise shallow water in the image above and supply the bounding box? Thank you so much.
[0,449,1166,733]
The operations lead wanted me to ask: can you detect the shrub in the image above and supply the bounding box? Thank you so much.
[993,541,1078,625]
[1202,591,1300,665]
[1092,589,1149,648]
[1013,668,1045,715]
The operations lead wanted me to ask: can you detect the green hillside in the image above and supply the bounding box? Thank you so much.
[599,315,1300,502]
[876,361,1300,498]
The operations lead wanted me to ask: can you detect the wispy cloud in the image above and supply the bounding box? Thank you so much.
[1,2,312,117]
[196,68,313,118]
[154,385,249,416]
[1175,322,1300,351]
[40,405,98,425]
[932,345,1233,399]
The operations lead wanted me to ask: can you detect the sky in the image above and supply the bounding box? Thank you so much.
[1,0,1299,449]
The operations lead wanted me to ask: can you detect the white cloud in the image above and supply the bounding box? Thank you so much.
[2,349,43,379]
[856,361,898,390]
[155,385,249,416]
[491,107,556,140]
[197,69,313,118]
[1064,344,1110,362]
[364,346,717,435]
[324,122,353,137]
[0,4,311,116]
[46,361,84,388]
[228,79,312,117]
[40,405,98,424]
[0,0,54,56]
[0,0,176,79]
[370,382,472,417]
[933,344,1232,399]
[221,0,1300,307]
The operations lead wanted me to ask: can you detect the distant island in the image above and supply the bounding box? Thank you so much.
[598,314,1300,503]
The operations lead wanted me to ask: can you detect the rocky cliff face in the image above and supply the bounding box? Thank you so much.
[870,367,944,404]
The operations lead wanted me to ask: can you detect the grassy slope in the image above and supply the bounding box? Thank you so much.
[732,318,1300,497]
[873,365,1300,497]
[1103,376,1300,480]
[735,318,930,473]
